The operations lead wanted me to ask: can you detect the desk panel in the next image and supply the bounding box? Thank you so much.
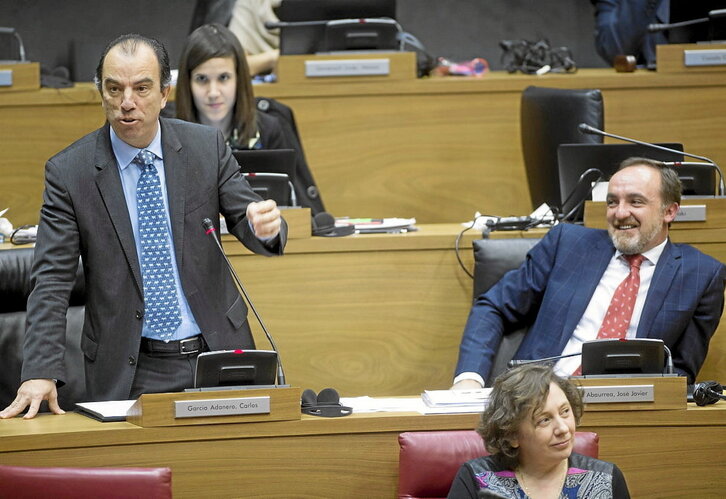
[0,406,724,498]
[224,225,479,396]
[3,70,726,225]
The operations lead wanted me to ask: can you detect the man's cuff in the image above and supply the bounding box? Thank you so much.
[453,372,485,388]
[248,220,279,244]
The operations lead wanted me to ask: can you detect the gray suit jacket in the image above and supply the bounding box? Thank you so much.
[21,118,288,401]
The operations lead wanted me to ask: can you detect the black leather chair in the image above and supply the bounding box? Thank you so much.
[0,248,87,411]
[256,97,326,215]
[520,86,604,212]
[472,237,540,385]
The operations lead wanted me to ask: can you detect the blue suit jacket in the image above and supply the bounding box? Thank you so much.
[455,223,725,383]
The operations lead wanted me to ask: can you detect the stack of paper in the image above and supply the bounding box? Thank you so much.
[421,389,492,413]
[335,217,417,234]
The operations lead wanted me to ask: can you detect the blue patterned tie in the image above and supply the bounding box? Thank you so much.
[134,149,182,340]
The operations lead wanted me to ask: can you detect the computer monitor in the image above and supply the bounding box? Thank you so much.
[581,339,666,376]
[277,0,397,55]
[557,143,716,222]
[194,350,278,388]
[233,149,297,206]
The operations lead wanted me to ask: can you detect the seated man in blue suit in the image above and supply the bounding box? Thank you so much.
[453,157,725,389]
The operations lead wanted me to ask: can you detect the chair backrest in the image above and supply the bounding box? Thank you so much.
[520,86,603,211]
[0,248,87,410]
[397,430,599,499]
[473,238,540,385]
[0,465,172,499]
[255,96,326,215]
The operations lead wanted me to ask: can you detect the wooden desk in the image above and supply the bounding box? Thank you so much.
[4,222,723,391]
[224,223,480,396]
[4,69,726,226]
[0,404,723,497]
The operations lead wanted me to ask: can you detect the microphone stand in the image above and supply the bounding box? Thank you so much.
[202,218,286,386]
[578,123,725,196]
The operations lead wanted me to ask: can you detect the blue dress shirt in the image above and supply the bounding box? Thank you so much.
[110,124,202,341]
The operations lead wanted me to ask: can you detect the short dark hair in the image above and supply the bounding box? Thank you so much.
[618,157,682,207]
[175,23,257,146]
[476,364,583,470]
[94,33,171,92]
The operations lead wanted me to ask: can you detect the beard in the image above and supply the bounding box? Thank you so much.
[608,217,663,254]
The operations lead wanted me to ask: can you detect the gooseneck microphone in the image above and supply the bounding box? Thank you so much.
[577,123,725,195]
[264,19,330,30]
[507,352,581,368]
[201,218,286,386]
[647,9,726,33]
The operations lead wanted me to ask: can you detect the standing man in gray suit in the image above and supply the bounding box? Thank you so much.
[0,33,287,419]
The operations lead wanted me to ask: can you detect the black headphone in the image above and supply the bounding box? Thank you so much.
[301,388,353,417]
[693,381,726,406]
[312,212,355,237]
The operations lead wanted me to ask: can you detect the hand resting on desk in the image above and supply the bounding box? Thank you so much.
[0,379,64,419]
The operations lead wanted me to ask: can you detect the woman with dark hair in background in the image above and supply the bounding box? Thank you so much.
[448,364,630,498]
[176,23,325,213]
[176,23,285,150]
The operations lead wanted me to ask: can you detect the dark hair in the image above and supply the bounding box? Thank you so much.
[176,23,257,146]
[477,364,583,470]
[618,157,682,207]
[94,34,171,92]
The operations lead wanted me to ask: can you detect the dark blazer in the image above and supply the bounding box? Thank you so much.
[455,223,725,383]
[21,118,288,401]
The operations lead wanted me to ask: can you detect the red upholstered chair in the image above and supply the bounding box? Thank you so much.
[397,430,598,499]
[0,465,172,499]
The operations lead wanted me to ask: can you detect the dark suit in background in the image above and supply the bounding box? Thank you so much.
[455,223,725,384]
[21,117,287,401]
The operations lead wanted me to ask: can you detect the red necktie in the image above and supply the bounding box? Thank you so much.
[572,254,645,375]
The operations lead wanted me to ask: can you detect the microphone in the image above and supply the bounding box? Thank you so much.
[0,27,26,61]
[663,343,674,375]
[577,123,725,195]
[264,19,332,30]
[647,9,726,33]
[507,352,581,368]
[201,218,286,386]
[647,17,708,33]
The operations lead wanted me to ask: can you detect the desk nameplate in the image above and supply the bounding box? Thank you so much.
[305,58,390,77]
[127,387,300,427]
[575,376,685,411]
[581,385,654,403]
[174,396,270,418]
[0,70,11,86]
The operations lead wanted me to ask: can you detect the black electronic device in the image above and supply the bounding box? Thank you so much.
[301,387,352,417]
[311,211,355,237]
[692,380,726,406]
[275,0,397,55]
[194,350,278,388]
[581,338,666,376]
[233,149,297,207]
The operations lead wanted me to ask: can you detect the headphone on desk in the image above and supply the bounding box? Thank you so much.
[301,388,353,417]
[311,212,355,237]
[693,381,726,406]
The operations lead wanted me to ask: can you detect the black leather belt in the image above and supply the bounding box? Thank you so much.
[140,335,205,356]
